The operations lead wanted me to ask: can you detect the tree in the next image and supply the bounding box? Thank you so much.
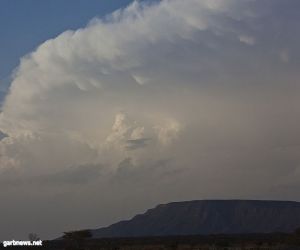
[28,233,40,241]
[63,229,92,240]
[63,230,92,250]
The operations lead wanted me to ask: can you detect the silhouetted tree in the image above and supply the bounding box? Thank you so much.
[63,230,92,250]
[63,229,92,239]
[28,233,40,241]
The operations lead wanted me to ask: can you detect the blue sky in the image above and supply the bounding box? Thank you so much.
[0,0,133,91]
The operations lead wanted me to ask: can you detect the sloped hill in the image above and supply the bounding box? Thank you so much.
[93,200,300,238]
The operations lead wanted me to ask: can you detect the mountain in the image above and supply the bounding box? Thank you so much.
[92,200,300,238]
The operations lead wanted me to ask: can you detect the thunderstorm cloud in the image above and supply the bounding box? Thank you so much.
[0,0,300,240]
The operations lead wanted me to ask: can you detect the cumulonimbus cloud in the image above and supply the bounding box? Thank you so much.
[0,0,300,240]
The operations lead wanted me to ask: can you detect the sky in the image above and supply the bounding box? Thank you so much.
[0,0,300,240]
[0,0,133,93]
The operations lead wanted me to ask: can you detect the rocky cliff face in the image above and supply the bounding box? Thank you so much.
[93,200,300,238]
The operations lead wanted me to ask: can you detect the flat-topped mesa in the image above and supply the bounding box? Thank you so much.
[92,200,300,238]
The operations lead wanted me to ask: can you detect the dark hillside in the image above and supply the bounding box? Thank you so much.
[93,200,300,238]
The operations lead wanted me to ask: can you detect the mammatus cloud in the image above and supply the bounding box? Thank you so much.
[0,0,300,240]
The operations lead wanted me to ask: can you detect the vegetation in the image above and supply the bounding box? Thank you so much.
[62,229,92,240]
[6,229,300,250]
[28,232,40,241]
[62,229,92,250]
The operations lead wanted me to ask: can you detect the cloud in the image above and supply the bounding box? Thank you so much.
[279,49,290,63]
[37,164,103,185]
[0,0,300,240]
[125,138,151,150]
[238,35,256,45]
[0,130,7,141]
[0,163,102,187]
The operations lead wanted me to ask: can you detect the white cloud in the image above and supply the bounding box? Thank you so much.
[0,0,300,240]
[239,35,256,45]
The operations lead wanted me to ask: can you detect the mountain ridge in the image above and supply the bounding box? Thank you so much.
[92,199,300,238]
